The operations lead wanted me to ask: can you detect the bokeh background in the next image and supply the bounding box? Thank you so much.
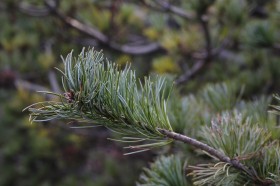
[1,0,280,185]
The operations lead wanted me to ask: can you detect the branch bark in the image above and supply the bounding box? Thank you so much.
[141,0,194,20]
[157,128,273,185]
[175,59,206,85]
[44,0,163,55]
[174,47,221,85]
[175,13,213,85]
[157,129,249,172]
[199,16,211,55]
[18,2,50,16]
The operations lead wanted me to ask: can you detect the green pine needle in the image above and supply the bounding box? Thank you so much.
[189,162,248,186]
[137,155,189,186]
[26,48,173,152]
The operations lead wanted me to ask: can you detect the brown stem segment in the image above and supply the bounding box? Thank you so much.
[157,128,274,185]
[44,0,162,55]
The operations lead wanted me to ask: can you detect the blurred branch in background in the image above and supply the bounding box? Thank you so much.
[1,0,280,185]
[14,0,280,87]
[47,70,61,93]
[140,0,195,20]
[18,2,49,17]
[45,0,164,55]
[0,69,59,100]
[175,44,225,85]
[26,48,280,186]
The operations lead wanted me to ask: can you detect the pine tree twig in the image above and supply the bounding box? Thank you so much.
[199,15,211,56]
[157,128,248,171]
[45,3,108,43]
[157,128,274,185]
[141,0,194,20]
[18,2,50,17]
[156,0,194,20]
[14,79,55,100]
[175,13,213,85]
[44,0,163,55]
[175,36,229,85]
[0,69,57,99]
[0,70,49,92]
[108,0,121,40]
[175,58,206,85]
[174,47,219,85]
[14,79,47,93]
[48,70,62,93]
[27,48,173,150]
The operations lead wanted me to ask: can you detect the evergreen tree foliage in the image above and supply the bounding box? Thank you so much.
[1,0,280,185]
[27,48,280,185]
[26,48,173,154]
[138,155,188,186]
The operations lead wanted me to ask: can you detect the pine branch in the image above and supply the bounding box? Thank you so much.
[45,1,108,43]
[48,70,62,93]
[157,128,274,185]
[175,38,229,85]
[44,0,163,55]
[199,16,211,56]
[24,47,280,185]
[155,0,194,20]
[18,2,50,17]
[175,3,213,86]
[157,129,249,172]
[175,58,206,85]
[26,48,173,153]
[141,0,195,20]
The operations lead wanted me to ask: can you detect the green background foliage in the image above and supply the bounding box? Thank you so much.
[1,0,280,185]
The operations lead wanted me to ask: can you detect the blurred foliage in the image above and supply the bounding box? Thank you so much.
[0,89,147,186]
[1,0,280,185]
[137,155,189,186]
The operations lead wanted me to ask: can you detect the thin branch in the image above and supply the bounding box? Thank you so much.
[18,2,50,17]
[175,13,212,85]
[199,16,211,55]
[174,47,221,85]
[14,79,55,100]
[15,79,47,92]
[44,0,163,55]
[108,0,121,39]
[157,129,248,171]
[157,128,273,185]
[109,42,162,55]
[141,0,194,20]
[48,70,62,93]
[0,69,56,99]
[175,59,205,85]
[47,5,108,43]
[154,0,194,20]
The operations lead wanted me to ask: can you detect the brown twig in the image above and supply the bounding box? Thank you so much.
[157,129,249,172]
[199,15,211,56]
[174,47,221,85]
[48,70,62,93]
[44,0,163,55]
[175,59,206,85]
[141,0,194,20]
[154,0,194,20]
[175,13,213,85]
[157,128,273,185]
[14,79,55,100]
[18,2,50,16]
[108,0,121,39]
